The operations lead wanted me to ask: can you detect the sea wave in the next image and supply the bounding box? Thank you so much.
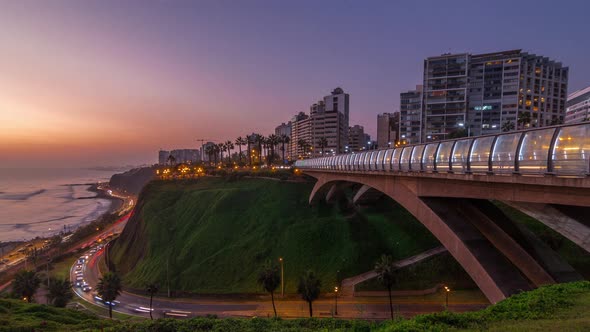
[0,189,46,201]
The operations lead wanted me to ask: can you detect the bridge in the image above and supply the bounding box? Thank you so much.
[294,123,590,304]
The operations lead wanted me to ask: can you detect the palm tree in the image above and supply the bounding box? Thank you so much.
[317,137,328,156]
[146,283,159,320]
[501,120,515,132]
[167,154,176,166]
[225,141,234,164]
[375,254,396,319]
[257,262,280,318]
[13,270,41,303]
[46,277,73,307]
[246,135,253,166]
[213,144,220,165]
[258,135,266,164]
[517,112,531,129]
[97,272,122,319]
[235,137,246,164]
[204,145,214,166]
[280,135,290,164]
[217,143,225,165]
[270,134,281,166]
[297,270,321,317]
[297,139,309,159]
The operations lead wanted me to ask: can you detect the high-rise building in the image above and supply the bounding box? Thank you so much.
[159,149,201,165]
[400,85,423,145]
[275,122,291,137]
[348,125,366,152]
[377,112,400,149]
[289,112,312,159]
[423,50,568,142]
[158,150,170,165]
[565,86,590,123]
[310,87,350,157]
[170,149,201,164]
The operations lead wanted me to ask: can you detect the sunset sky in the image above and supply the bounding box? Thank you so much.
[1,0,589,167]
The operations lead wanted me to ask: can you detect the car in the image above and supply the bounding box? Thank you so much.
[93,294,118,307]
[82,285,92,292]
[75,277,84,287]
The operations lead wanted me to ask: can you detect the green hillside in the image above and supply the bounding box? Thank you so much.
[110,177,442,294]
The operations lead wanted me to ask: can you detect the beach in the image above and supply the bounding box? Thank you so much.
[0,168,124,243]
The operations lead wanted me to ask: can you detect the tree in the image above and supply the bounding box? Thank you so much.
[258,135,268,165]
[280,135,290,164]
[297,139,310,159]
[235,137,247,164]
[13,270,41,303]
[204,145,214,166]
[97,272,122,319]
[224,141,234,164]
[246,135,253,166]
[517,112,531,129]
[217,143,225,165]
[267,134,280,166]
[297,270,321,317]
[257,262,280,318]
[375,254,396,319]
[448,128,467,139]
[46,277,73,307]
[317,137,328,155]
[166,154,176,166]
[146,283,159,320]
[501,120,515,132]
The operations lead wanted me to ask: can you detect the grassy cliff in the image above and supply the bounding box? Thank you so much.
[109,177,442,294]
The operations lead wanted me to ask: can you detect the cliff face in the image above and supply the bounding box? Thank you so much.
[109,167,155,195]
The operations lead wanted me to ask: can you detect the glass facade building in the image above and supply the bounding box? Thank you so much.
[419,50,568,143]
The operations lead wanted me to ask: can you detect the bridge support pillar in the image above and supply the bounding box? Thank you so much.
[505,202,590,253]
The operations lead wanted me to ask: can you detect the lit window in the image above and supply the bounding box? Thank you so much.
[525,100,532,107]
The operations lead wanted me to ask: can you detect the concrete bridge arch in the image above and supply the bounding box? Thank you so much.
[307,172,584,304]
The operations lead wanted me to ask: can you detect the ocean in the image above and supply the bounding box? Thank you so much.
[0,168,120,242]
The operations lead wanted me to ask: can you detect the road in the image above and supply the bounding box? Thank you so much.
[74,249,488,320]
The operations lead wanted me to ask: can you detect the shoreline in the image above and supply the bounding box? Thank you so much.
[85,183,124,215]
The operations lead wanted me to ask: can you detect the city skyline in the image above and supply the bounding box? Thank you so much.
[1,0,589,167]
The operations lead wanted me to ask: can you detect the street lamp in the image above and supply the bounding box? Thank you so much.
[334,286,339,315]
[444,286,451,309]
[279,257,284,297]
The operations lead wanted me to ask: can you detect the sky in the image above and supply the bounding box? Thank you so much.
[0,0,589,167]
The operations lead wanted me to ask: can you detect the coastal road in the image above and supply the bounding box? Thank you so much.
[75,249,488,320]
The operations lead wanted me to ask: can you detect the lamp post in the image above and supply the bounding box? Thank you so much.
[279,257,284,298]
[334,286,339,315]
[444,286,451,309]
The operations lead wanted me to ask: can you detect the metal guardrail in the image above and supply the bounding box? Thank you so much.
[295,123,590,177]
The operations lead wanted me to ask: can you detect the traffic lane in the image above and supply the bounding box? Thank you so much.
[81,248,487,319]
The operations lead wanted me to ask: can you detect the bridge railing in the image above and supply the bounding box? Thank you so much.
[294,122,590,177]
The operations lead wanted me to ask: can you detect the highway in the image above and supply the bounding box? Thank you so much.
[73,248,488,320]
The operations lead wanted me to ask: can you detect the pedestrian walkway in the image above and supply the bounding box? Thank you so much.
[340,246,448,296]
